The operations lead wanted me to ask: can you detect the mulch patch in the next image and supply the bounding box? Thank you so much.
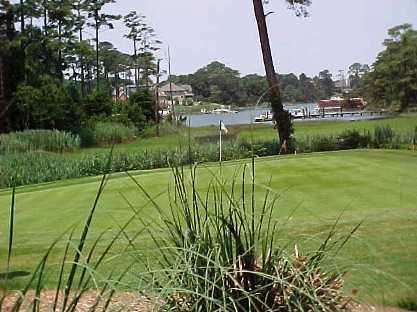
[1,290,414,312]
[0,289,158,312]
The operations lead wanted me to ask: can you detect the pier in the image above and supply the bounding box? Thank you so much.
[305,110,388,119]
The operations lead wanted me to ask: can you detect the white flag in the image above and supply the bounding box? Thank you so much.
[220,121,228,134]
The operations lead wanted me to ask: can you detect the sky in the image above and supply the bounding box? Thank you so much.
[101,0,416,78]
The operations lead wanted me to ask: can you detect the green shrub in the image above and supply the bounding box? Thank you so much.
[0,129,80,154]
[92,122,137,145]
[128,90,156,130]
[83,90,113,119]
[337,130,370,150]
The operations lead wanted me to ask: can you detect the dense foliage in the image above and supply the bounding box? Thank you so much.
[1,0,160,134]
[360,24,417,111]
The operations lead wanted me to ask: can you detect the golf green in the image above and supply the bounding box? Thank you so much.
[1,149,416,305]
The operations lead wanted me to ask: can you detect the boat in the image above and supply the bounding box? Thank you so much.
[212,108,238,114]
[290,108,305,119]
[254,111,273,122]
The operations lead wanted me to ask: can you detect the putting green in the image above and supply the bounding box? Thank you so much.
[1,149,416,305]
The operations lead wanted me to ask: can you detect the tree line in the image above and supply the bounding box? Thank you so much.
[169,61,341,105]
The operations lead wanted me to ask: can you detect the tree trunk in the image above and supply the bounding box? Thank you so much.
[77,7,85,97]
[43,0,47,36]
[155,59,160,136]
[252,0,292,151]
[133,39,138,87]
[58,20,63,81]
[19,0,26,82]
[19,0,24,32]
[94,9,99,90]
[115,72,119,99]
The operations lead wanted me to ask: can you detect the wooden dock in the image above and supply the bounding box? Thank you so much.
[299,110,388,120]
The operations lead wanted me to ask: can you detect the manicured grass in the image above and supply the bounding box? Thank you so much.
[1,149,416,305]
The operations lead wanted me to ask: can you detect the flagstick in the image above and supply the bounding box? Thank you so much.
[219,120,224,190]
[219,120,222,165]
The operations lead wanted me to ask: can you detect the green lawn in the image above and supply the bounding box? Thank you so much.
[1,149,417,306]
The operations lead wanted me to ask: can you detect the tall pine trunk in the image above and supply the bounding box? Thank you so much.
[94,9,99,90]
[252,0,292,152]
[133,39,138,87]
[77,7,85,96]
[43,0,47,36]
[19,0,24,32]
[58,20,63,81]
[19,0,26,82]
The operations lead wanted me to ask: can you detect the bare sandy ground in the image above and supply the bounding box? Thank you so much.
[0,289,414,312]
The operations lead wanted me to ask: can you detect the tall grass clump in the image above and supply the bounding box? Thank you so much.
[372,125,395,148]
[0,129,80,154]
[295,135,339,153]
[92,122,137,145]
[137,164,358,311]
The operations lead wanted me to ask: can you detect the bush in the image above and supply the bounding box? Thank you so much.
[337,130,370,150]
[92,122,137,145]
[128,90,156,130]
[0,129,80,154]
[83,90,113,119]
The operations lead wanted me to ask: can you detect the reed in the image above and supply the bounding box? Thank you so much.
[1,125,416,189]
[0,129,80,154]
[92,122,137,145]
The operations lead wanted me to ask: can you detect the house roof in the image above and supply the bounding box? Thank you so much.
[159,82,193,93]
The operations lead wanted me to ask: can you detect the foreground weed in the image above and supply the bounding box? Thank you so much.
[133,160,360,312]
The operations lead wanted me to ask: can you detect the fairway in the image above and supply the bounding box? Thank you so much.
[1,149,417,305]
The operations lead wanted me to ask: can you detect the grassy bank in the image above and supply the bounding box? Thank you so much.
[240,113,417,140]
[1,149,416,305]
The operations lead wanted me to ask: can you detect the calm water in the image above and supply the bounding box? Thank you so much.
[184,103,387,128]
